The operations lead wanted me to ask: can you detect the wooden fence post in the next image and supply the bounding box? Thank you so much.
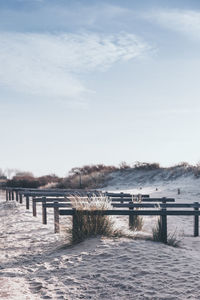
[129,201,134,228]
[32,198,37,217]
[194,202,199,237]
[6,189,8,201]
[42,198,47,224]
[160,198,167,243]
[16,191,19,202]
[120,192,124,204]
[54,202,60,233]
[26,196,29,209]
[138,194,142,202]
[72,209,78,242]
[9,190,11,201]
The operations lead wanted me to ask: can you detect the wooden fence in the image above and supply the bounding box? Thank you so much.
[40,197,173,233]
[5,187,200,245]
[5,187,102,202]
[59,204,200,243]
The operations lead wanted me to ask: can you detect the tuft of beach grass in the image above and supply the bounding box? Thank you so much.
[67,195,124,243]
[152,218,181,247]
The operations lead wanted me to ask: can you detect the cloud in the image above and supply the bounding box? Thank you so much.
[0,32,150,101]
[147,9,200,40]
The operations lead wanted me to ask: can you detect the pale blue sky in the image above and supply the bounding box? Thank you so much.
[1,0,200,176]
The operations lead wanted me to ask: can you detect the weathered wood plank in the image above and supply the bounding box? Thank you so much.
[32,199,37,217]
[129,201,134,228]
[10,187,99,192]
[59,209,200,216]
[32,198,71,216]
[44,203,72,208]
[106,193,149,197]
[20,190,101,197]
[54,202,60,233]
[33,198,71,203]
[26,196,29,209]
[6,189,8,201]
[160,207,167,243]
[42,198,47,224]
[72,210,78,242]
[112,203,200,208]
[23,192,69,197]
[194,202,199,237]
[111,198,175,202]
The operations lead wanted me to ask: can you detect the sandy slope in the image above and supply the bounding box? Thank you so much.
[1,177,200,299]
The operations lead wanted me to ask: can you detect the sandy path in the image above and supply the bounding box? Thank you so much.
[1,187,200,299]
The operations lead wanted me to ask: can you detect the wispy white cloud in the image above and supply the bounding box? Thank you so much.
[147,9,200,40]
[0,32,150,101]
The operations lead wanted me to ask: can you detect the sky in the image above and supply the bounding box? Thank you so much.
[1,0,200,176]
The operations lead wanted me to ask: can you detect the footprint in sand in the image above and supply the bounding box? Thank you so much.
[29,281,43,293]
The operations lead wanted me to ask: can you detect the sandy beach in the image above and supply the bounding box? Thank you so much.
[1,177,200,299]
[1,0,200,298]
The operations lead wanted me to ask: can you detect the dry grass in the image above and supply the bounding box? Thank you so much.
[152,218,164,242]
[68,195,123,243]
[152,218,181,247]
[58,164,118,189]
[167,231,182,247]
[134,162,160,170]
[129,195,143,231]
[129,213,143,231]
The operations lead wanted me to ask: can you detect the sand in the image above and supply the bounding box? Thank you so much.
[1,177,200,299]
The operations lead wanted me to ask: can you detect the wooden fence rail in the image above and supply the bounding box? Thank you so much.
[32,197,70,217]
[40,199,175,233]
[6,187,151,202]
[5,187,103,201]
[59,206,200,243]
[106,192,150,198]
[42,201,71,230]
[112,203,200,208]
[111,197,175,203]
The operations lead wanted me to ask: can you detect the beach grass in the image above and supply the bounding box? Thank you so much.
[68,195,123,243]
[152,218,181,247]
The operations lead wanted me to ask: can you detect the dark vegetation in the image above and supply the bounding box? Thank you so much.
[134,161,160,170]
[2,161,200,189]
[57,164,118,189]
[57,162,163,189]
[6,172,61,188]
